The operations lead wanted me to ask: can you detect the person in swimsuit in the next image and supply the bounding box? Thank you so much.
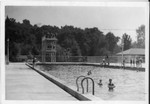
[87,70,92,75]
[108,79,115,91]
[98,79,103,87]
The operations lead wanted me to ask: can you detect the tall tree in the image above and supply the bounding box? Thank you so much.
[57,25,81,56]
[105,32,120,54]
[5,17,19,61]
[122,33,132,51]
[136,25,145,48]
[84,27,107,56]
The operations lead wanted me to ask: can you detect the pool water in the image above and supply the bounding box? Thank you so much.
[37,65,145,100]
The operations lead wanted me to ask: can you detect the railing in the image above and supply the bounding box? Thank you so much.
[76,75,87,92]
[30,55,145,63]
[76,76,95,95]
[81,77,95,95]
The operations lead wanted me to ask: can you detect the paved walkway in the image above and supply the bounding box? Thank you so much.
[6,63,78,100]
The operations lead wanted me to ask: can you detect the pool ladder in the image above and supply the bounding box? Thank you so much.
[76,76,95,95]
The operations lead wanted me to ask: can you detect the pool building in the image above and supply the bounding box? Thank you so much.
[116,48,145,63]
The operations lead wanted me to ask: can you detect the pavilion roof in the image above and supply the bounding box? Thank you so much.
[116,48,145,55]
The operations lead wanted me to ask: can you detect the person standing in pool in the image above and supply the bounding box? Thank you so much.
[87,70,92,75]
[108,79,115,91]
[98,79,103,87]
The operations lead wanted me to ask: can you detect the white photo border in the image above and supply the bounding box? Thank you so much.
[0,1,149,104]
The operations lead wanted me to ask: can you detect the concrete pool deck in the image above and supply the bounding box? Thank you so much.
[5,63,78,100]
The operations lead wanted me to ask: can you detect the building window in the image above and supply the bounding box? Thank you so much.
[47,44,52,49]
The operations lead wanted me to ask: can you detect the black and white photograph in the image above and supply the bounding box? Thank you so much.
[0,0,149,104]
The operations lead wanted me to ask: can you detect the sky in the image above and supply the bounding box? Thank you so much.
[5,5,146,43]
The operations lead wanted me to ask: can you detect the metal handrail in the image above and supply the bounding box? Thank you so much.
[76,75,86,91]
[81,77,95,95]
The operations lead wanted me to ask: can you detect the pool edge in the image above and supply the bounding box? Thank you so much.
[26,63,103,101]
[36,62,145,71]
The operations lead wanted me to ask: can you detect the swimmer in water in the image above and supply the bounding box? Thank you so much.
[87,70,92,75]
[108,79,115,91]
[98,79,103,87]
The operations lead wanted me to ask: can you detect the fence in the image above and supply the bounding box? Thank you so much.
[31,55,145,64]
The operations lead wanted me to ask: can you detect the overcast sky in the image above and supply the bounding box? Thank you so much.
[5,5,146,42]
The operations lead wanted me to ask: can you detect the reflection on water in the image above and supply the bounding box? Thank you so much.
[37,65,145,100]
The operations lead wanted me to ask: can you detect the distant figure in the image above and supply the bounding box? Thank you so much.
[105,55,109,66]
[122,58,125,69]
[87,70,92,75]
[108,79,115,91]
[130,59,132,67]
[98,79,103,87]
[33,57,36,68]
[139,57,142,67]
[136,57,139,68]
[84,56,87,62]
[102,58,106,67]
[132,59,135,67]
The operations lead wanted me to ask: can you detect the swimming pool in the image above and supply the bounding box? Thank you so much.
[37,65,145,100]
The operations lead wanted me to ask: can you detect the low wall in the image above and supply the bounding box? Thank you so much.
[26,63,102,101]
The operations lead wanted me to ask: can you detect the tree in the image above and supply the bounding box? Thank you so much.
[122,33,132,51]
[6,17,126,61]
[5,17,20,61]
[56,25,81,56]
[113,45,122,53]
[105,32,120,54]
[84,27,107,56]
[23,19,31,26]
[136,25,145,48]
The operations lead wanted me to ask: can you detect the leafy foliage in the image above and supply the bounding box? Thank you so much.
[105,32,120,54]
[136,25,145,48]
[5,17,121,61]
[122,33,132,51]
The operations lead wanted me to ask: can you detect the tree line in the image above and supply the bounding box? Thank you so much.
[5,17,145,61]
